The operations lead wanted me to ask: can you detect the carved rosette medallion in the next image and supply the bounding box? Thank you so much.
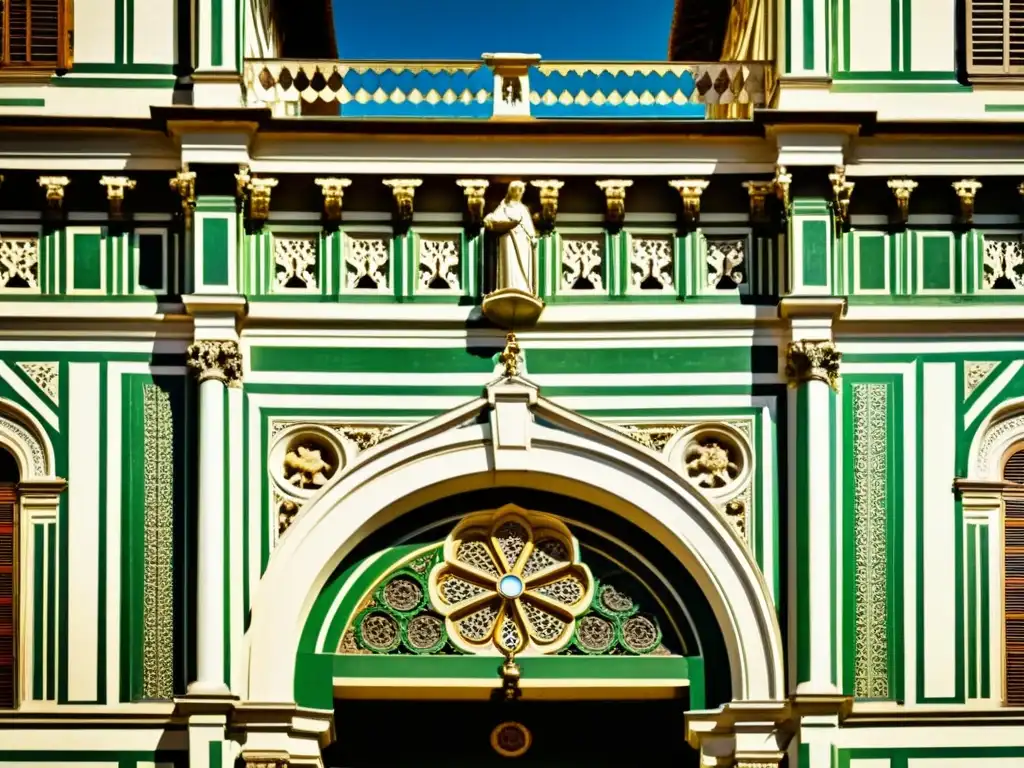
[186,340,243,387]
[785,340,841,391]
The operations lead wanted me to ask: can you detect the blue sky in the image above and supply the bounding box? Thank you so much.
[334,0,676,60]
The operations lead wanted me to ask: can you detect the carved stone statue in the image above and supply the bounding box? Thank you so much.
[484,181,538,296]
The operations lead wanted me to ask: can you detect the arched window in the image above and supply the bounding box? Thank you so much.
[0,446,18,708]
[1003,444,1024,705]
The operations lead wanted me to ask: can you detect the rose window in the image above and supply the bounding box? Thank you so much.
[428,505,594,655]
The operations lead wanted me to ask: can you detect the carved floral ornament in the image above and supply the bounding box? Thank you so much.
[186,340,243,387]
[428,505,595,655]
[785,340,842,391]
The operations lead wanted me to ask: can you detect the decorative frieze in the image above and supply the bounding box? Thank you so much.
[17,362,58,403]
[629,235,674,292]
[141,384,175,700]
[0,236,40,291]
[455,179,489,224]
[561,235,604,290]
[785,340,841,391]
[851,382,890,699]
[668,179,709,227]
[314,177,352,223]
[595,179,633,228]
[418,235,461,291]
[274,236,318,291]
[982,236,1024,290]
[186,340,243,387]
[344,234,391,291]
[706,237,745,290]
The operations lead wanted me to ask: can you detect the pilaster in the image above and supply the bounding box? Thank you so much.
[193,0,245,107]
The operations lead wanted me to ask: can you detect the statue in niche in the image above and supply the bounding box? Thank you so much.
[484,181,538,296]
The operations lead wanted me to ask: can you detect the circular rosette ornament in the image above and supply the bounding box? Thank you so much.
[428,505,594,655]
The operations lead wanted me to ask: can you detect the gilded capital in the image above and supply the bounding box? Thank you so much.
[187,340,243,387]
[785,340,841,391]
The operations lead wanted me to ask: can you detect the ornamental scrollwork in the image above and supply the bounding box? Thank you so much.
[785,340,841,391]
[186,340,243,387]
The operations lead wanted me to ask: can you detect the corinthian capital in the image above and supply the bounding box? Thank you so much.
[785,340,841,391]
[187,340,243,387]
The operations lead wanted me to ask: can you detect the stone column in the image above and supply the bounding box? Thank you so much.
[186,340,242,695]
[786,337,841,696]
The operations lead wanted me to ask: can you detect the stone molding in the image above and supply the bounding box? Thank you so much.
[187,340,243,387]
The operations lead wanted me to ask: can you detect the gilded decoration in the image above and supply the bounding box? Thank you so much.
[773,165,792,215]
[953,179,982,225]
[595,179,633,228]
[785,340,841,391]
[887,179,917,226]
[499,333,523,378]
[142,384,175,699]
[530,179,563,234]
[743,180,774,225]
[427,506,595,655]
[491,721,532,758]
[37,176,70,211]
[668,179,709,226]
[169,170,197,220]
[965,361,1000,398]
[341,525,672,657]
[456,179,489,224]
[829,166,855,236]
[851,383,890,699]
[17,362,58,403]
[186,340,243,387]
[314,177,352,222]
[244,176,279,222]
[0,236,40,290]
[383,178,422,227]
[99,176,137,219]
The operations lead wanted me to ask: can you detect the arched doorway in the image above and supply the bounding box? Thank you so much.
[304,490,732,765]
[242,378,785,765]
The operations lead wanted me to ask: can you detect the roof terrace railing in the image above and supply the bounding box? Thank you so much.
[244,53,773,120]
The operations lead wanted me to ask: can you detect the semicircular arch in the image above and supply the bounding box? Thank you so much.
[0,397,56,479]
[246,406,785,706]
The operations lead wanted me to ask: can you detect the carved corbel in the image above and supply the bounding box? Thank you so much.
[595,179,633,229]
[530,180,563,234]
[456,179,489,224]
[383,178,422,228]
[829,166,855,236]
[169,170,197,221]
[887,178,917,226]
[240,176,278,224]
[99,176,137,220]
[37,176,70,213]
[773,165,792,218]
[314,177,352,223]
[234,164,252,200]
[953,179,982,226]
[742,180,775,226]
[668,179,709,227]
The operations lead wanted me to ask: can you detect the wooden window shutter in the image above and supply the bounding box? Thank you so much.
[0,0,73,70]
[1005,447,1024,705]
[0,483,16,709]
[967,0,1024,78]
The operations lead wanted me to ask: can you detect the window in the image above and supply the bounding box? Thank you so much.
[0,0,73,71]
[967,0,1024,79]
[1003,445,1024,705]
[0,448,17,708]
